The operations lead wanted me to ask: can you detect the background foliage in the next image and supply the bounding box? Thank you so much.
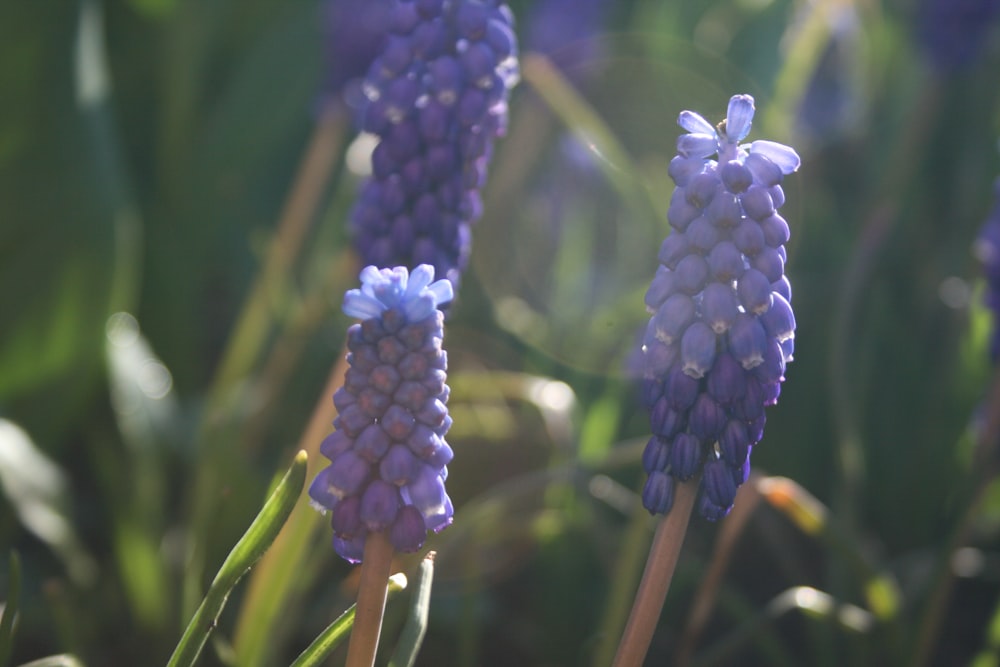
[2,0,1000,665]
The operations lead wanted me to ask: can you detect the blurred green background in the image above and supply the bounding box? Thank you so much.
[2,0,1000,665]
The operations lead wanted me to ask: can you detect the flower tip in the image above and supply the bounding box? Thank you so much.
[406,264,436,295]
[677,110,716,136]
[428,278,454,308]
[726,94,755,142]
[343,288,387,320]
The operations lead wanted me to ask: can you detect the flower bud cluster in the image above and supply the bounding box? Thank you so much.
[640,95,801,520]
[975,177,1000,362]
[351,0,520,287]
[309,265,455,562]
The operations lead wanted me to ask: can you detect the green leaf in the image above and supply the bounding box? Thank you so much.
[288,574,407,667]
[0,552,21,667]
[0,0,141,401]
[166,451,308,667]
[0,421,97,585]
[387,554,436,667]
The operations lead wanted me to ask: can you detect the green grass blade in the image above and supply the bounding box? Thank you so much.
[167,451,308,667]
[0,551,21,667]
[289,574,407,667]
[520,53,661,232]
[387,554,436,667]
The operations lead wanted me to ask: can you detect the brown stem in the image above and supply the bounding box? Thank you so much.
[346,531,396,667]
[676,480,762,667]
[611,481,698,667]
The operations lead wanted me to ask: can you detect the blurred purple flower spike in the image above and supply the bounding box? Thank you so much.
[526,0,609,81]
[350,0,520,289]
[916,0,1000,72]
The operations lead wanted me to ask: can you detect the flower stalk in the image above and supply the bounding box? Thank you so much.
[611,481,698,667]
[346,531,396,667]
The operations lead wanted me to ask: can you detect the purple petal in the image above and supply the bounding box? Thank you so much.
[343,289,387,320]
[642,471,675,515]
[749,140,801,174]
[404,264,435,300]
[726,94,755,142]
[669,432,702,481]
[390,505,428,552]
[678,110,716,136]
[677,133,719,159]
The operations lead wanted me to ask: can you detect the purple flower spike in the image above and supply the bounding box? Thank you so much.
[638,94,800,519]
[310,265,455,562]
[350,0,520,288]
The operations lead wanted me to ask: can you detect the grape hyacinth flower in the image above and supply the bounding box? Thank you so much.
[975,177,1000,362]
[639,94,801,520]
[309,264,455,563]
[351,0,520,287]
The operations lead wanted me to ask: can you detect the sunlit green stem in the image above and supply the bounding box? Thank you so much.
[520,52,661,231]
[387,552,436,667]
[611,481,698,667]
[167,451,307,667]
[289,574,408,667]
[346,531,396,667]
[183,104,348,621]
[232,353,351,667]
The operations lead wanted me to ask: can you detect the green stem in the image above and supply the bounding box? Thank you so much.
[611,480,698,667]
[520,52,661,231]
[182,105,348,623]
[387,553,436,667]
[232,354,351,667]
[289,575,408,667]
[346,532,396,667]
